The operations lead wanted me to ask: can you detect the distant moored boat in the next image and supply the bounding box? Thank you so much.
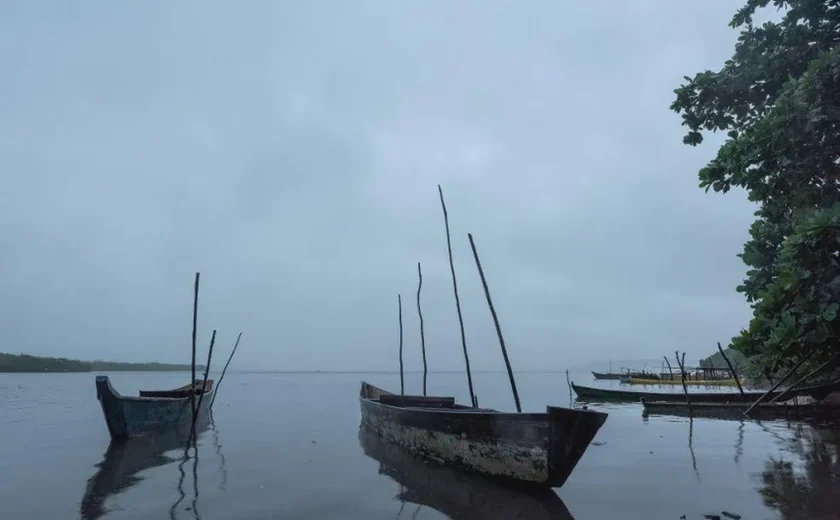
[591,371,623,380]
[572,381,840,403]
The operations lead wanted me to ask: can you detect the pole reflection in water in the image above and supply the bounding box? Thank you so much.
[358,423,575,519]
[209,411,228,492]
[191,440,201,519]
[688,417,700,482]
[170,450,189,520]
[80,416,209,520]
[757,424,840,520]
[734,419,744,467]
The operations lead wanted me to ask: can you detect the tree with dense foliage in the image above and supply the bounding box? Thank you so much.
[699,347,748,372]
[671,0,840,375]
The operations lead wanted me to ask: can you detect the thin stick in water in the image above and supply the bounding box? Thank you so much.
[438,185,476,407]
[565,369,573,407]
[191,272,200,421]
[416,263,427,397]
[398,294,404,396]
[209,332,243,410]
[192,330,216,437]
[468,232,521,413]
[663,356,674,381]
[717,342,744,396]
[675,351,691,414]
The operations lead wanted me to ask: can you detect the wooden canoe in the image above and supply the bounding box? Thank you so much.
[358,381,607,487]
[95,375,213,441]
[573,381,839,403]
[628,377,739,386]
[572,383,763,403]
[358,422,574,519]
[641,398,840,421]
[591,371,622,380]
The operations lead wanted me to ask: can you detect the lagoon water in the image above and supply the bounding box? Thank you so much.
[0,371,837,519]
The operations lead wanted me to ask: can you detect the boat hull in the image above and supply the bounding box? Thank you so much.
[95,375,213,441]
[573,383,763,403]
[359,381,607,487]
[628,377,738,386]
[641,399,840,421]
[591,371,622,380]
[573,381,840,404]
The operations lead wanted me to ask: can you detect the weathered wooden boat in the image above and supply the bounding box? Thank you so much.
[641,398,840,421]
[628,377,738,386]
[95,375,213,441]
[80,418,210,519]
[138,379,213,398]
[359,381,607,487]
[572,381,840,404]
[591,371,622,380]
[358,423,573,519]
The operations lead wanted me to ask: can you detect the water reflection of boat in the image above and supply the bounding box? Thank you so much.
[80,418,209,520]
[358,423,575,519]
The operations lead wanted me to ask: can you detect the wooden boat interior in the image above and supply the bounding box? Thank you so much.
[138,379,213,399]
[377,394,456,408]
[362,384,501,413]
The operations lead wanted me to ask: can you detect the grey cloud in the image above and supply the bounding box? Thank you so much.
[1,1,758,371]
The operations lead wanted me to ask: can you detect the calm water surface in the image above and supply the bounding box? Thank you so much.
[0,371,837,519]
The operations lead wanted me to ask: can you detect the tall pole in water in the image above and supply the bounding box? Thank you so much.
[398,294,404,396]
[438,185,476,407]
[468,233,521,413]
[190,272,200,422]
[417,263,427,396]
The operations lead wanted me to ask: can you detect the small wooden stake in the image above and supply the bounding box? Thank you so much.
[209,332,243,410]
[438,185,476,407]
[663,356,674,380]
[468,232,521,413]
[717,342,744,396]
[566,369,573,405]
[416,263,427,397]
[398,294,404,396]
[190,272,200,421]
[675,351,691,414]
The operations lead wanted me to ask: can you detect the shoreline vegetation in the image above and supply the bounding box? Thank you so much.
[0,353,205,373]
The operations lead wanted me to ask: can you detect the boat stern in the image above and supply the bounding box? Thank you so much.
[546,406,608,487]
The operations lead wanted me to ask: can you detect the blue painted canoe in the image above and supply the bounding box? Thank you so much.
[95,375,213,441]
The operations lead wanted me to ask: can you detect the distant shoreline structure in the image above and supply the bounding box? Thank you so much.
[0,352,205,373]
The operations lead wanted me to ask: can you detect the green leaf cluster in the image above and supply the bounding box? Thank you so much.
[671,0,840,374]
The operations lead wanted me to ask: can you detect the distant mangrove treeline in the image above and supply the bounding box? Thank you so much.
[0,353,204,373]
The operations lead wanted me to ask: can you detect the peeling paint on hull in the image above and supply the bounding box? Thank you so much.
[359,381,607,487]
[365,414,549,482]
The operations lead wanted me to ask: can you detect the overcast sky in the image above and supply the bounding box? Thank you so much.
[0,1,760,371]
